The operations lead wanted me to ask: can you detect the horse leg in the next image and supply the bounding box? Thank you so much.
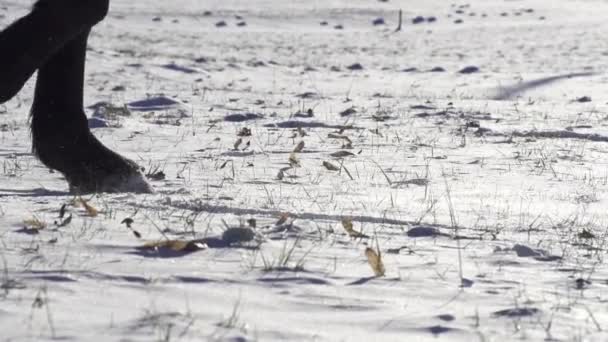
[31,30,151,194]
[0,0,109,103]
[0,0,152,193]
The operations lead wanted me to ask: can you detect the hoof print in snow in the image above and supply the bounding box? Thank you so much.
[575,96,592,103]
[128,96,180,111]
[372,17,385,26]
[406,226,447,238]
[454,19,463,24]
[334,24,344,30]
[221,227,255,245]
[347,63,364,71]
[492,307,540,318]
[320,21,328,26]
[437,314,455,322]
[295,91,320,99]
[428,66,445,72]
[461,278,474,288]
[237,21,247,27]
[294,108,314,118]
[412,16,425,24]
[88,117,109,129]
[264,121,353,129]
[513,244,542,257]
[339,107,357,117]
[427,325,453,335]
[575,278,591,290]
[223,112,264,122]
[161,63,198,74]
[248,60,266,67]
[458,66,480,74]
[194,56,214,63]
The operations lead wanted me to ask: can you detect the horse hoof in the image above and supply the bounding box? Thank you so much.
[69,169,154,194]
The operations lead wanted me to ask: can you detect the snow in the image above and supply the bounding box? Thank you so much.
[2,0,608,340]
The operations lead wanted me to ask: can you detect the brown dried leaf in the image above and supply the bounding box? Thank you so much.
[23,217,47,231]
[365,247,385,277]
[80,198,98,217]
[277,168,286,180]
[238,127,252,136]
[276,213,290,226]
[288,152,300,167]
[233,137,243,150]
[141,239,206,252]
[293,141,305,153]
[341,217,368,238]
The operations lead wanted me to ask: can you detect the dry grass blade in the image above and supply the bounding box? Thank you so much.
[293,141,305,153]
[59,204,66,219]
[56,214,72,227]
[277,167,291,180]
[288,152,300,167]
[331,151,355,158]
[323,161,340,171]
[365,247,385,277]
[341,217,369,238]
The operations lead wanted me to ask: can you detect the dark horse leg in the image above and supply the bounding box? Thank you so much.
[0,0,151,193]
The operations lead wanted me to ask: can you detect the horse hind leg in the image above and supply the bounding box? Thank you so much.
[2,0,152,193]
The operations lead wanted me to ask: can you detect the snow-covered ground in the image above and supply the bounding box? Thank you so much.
[2,0,608,340]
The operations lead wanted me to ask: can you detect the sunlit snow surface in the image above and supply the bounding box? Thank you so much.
[2,0,608,340]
